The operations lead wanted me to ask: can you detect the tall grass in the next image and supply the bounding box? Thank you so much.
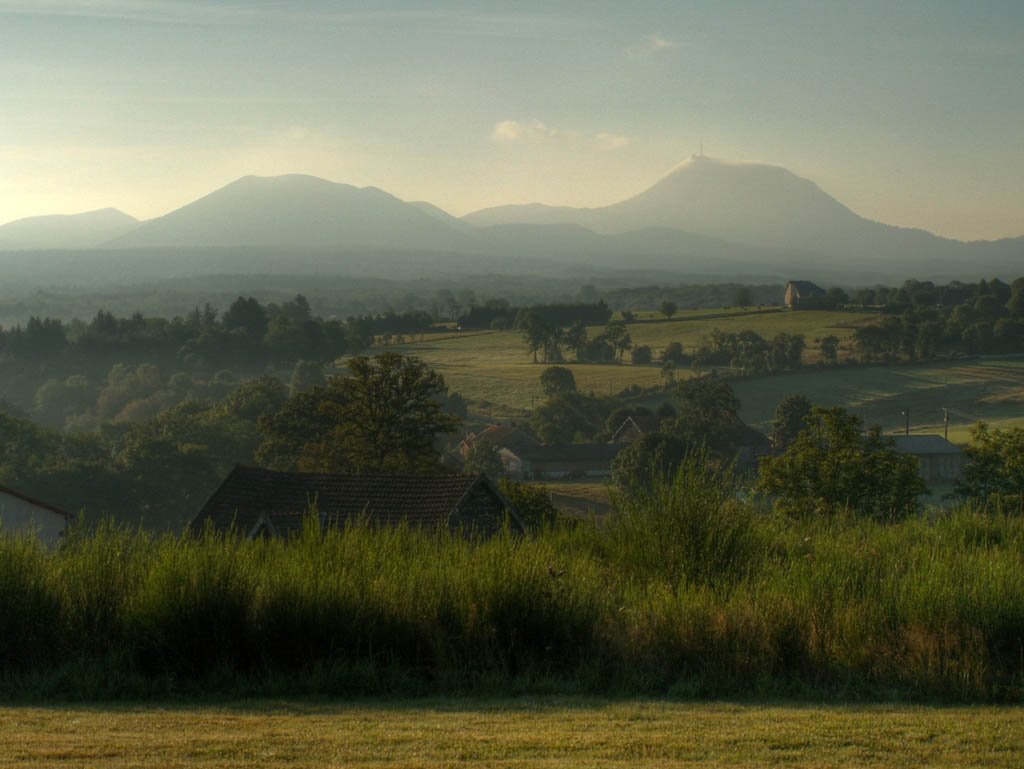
[1,496,1023,701]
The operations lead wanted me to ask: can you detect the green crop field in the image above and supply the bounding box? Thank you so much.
[2,700,1021,768]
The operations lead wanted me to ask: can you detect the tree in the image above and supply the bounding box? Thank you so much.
[734,287,753,307]
[1007,290,1024,319]
[660,342,686,364]
[660,300,678,319]
[772,394,812,448]
[316,353,461,474]
[256,385,345,471]
[290,360,326,395]
[579,338,615,363]
[825,287,849,308]
[601,320,631,361]
[564,321,589,360]
[954,423,1024,512]
[463,434,505,479]
[630,345,652,364]
[671,373,741,451]
[819,335,840,365]
[540,366,577,398]
[611,432,693,494]
[222,296,269,338]
[531,392,608,444]
[756,406,927,520]
[497,479,558,529]
[517,311,553,363]
[221,376,289,422]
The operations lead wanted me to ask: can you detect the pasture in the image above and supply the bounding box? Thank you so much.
[389,308,1024,435]
[389,308,876,415]
[732,359,1024,433]
[604,307,874,356]
[2,700,1021,768]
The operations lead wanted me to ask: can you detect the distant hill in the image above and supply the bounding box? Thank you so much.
[464,155,1024,268]
[105,174,475,252]
[1,163,1020,282]
[0,208,138,250]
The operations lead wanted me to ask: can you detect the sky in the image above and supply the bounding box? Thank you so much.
[1,0,1022,240]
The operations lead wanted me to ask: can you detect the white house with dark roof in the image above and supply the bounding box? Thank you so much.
[0,485,70,546]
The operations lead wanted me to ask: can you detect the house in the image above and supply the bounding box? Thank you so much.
[784,280,826,309]
[0,485,70,546]
[189,465,524,538]
[609,415,665,444]
[498,443,622,480]
[458,423,540,460]
[891,435,965,483]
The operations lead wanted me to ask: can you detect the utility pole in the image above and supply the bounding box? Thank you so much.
[902,408,910,436]
[943,408,949,440]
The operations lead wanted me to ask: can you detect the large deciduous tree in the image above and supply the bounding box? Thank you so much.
[756,406,927,520]
[539,366,577,398]
[260,353,460,475]
[954,423,1024,513]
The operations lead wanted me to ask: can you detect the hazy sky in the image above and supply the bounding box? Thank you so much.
[1,1,1022,239]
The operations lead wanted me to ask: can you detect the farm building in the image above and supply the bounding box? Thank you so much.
[784,280,826,308]
[189,465,524,538]
[609,415,667,444]
[458,423,539,459]
[0,485,70,546]
[891,435,965,483]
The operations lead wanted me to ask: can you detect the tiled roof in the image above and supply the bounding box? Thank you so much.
[188,465,520,535]
[891,435,963,455]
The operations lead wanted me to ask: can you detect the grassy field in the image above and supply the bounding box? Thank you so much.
[731,359,1024,434]
[2,699,1022,768]
[387,308,879,414]
[389,329,666,416]
[603,308,875,355]
[385,308,1024,435]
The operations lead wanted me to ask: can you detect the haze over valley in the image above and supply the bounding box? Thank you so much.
[1,156,1020,301]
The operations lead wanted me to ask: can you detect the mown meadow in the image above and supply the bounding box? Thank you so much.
[4,699,1023,768]
[388,309,1024,434]
[3,467,1023,703]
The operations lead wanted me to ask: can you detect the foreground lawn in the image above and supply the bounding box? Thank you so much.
[2,699,1022,768]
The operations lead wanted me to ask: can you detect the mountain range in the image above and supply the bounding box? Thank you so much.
[1,157,1020,282]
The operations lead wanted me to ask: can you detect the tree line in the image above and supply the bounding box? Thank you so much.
[852,277,1024,360]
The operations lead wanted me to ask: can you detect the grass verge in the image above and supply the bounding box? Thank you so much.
[1,699,1022,768]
